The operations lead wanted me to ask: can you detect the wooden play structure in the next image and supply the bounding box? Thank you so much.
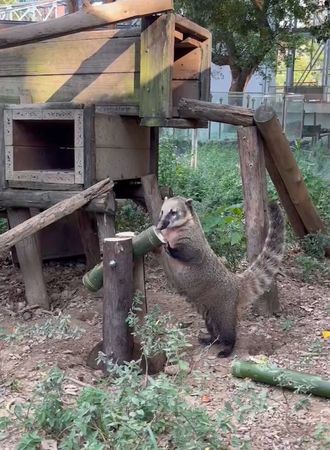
[0,0,328,368]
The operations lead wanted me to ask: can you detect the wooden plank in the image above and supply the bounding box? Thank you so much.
[0,36,139,76]
[0,178,113,253]
[140,117,208,128]
[96,146,150,181]
[176,37,201,49]
[7,169,76,185]
[200,37,211,102]
[83,105,96,187]
[96,104,139,116]
[8,181,83,191]
[103,237,134,366]
[0,72,139,105]
[178,98,254,126]
[0,106,5,189]
[140,13,175,118]
[254,105,327,235]
[174,29,184,43]
[172,80,200,107]
[175,14,211,41]
[7,102,84,110]
[0,189,116,213]
[237,126,280,315]
[95,114,149,148]
[7,208,49,308]
[173,48,201,80]
[0,0,174,49]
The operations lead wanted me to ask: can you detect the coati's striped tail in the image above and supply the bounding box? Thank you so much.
[239,202,285,300]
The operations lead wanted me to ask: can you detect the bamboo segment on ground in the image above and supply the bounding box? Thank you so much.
[0,0,173,49]
[254,105,327,236]
[232,360,330,399]
[0,178,113,253]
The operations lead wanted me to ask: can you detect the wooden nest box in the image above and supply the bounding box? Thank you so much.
[0,10,211,190]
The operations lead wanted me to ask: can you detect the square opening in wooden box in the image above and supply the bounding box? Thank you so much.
[4,108,84,188]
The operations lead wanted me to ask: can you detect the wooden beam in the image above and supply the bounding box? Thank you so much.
[0,0,174,49]
[0,189,115,213]
[0,178,113,253]
[237,126,280,315]
[8,207,49,309]
[140,117,208,128]
[176,37,201,49]
[140,13,175,118]
[174,29,184,43]
[254,105,327,236]
[0,106,5,189]
[178,98,254,126]
[76,210,100,269]
[175,14,211,41]
[263,148,307,238]
[83,104,96,188]
[103,237,134,366]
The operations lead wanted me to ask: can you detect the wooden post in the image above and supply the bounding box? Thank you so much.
[237,126,280,315]
[76,210,100,269]
[190,128,198,169]
[141,174,163,225]
[254,105,327,236]
[103,237,134,366]
[149,127,159,176]
[0,106,5,190]
[7,208,48,309]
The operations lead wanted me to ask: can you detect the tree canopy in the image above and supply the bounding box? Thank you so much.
[175,0,329,92]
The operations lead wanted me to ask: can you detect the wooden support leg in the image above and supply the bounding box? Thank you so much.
[7,208,49,309]
[141,174,163,225]
[103,237,134,367]
[96,213,115,254]
[237,126,280,316]
[76,210,100,270]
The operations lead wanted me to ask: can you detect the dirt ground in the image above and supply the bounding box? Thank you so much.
[0,251,329,449]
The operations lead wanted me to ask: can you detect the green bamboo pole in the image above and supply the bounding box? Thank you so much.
[232,360,330,399]
[83,225,165,292]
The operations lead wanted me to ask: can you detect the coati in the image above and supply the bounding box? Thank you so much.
[156,196,285,357]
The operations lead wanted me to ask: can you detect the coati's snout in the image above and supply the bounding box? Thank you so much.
[156,196,193,230]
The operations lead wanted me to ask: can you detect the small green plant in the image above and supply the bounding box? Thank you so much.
[281,318,294,332]
[301,233,330,259]
[0,218,7,234]
[314,424,330,448]
[294,255,330,283]
[2,315,84,344]
[116,200,151,234]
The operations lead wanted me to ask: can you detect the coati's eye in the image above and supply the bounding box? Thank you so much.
[170,209,177,216]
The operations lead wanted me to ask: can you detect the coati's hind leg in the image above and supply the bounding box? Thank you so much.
[203,307,236,358]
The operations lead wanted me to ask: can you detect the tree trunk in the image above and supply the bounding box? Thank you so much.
[228,66,253,106]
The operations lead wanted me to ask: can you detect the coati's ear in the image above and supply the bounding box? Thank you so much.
[185,198,193,211]
[164,196,168,201]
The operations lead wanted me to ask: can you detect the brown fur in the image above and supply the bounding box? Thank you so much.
[156,197,285,357]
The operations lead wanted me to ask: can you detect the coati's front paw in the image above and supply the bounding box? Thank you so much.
[217,348,233,358]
